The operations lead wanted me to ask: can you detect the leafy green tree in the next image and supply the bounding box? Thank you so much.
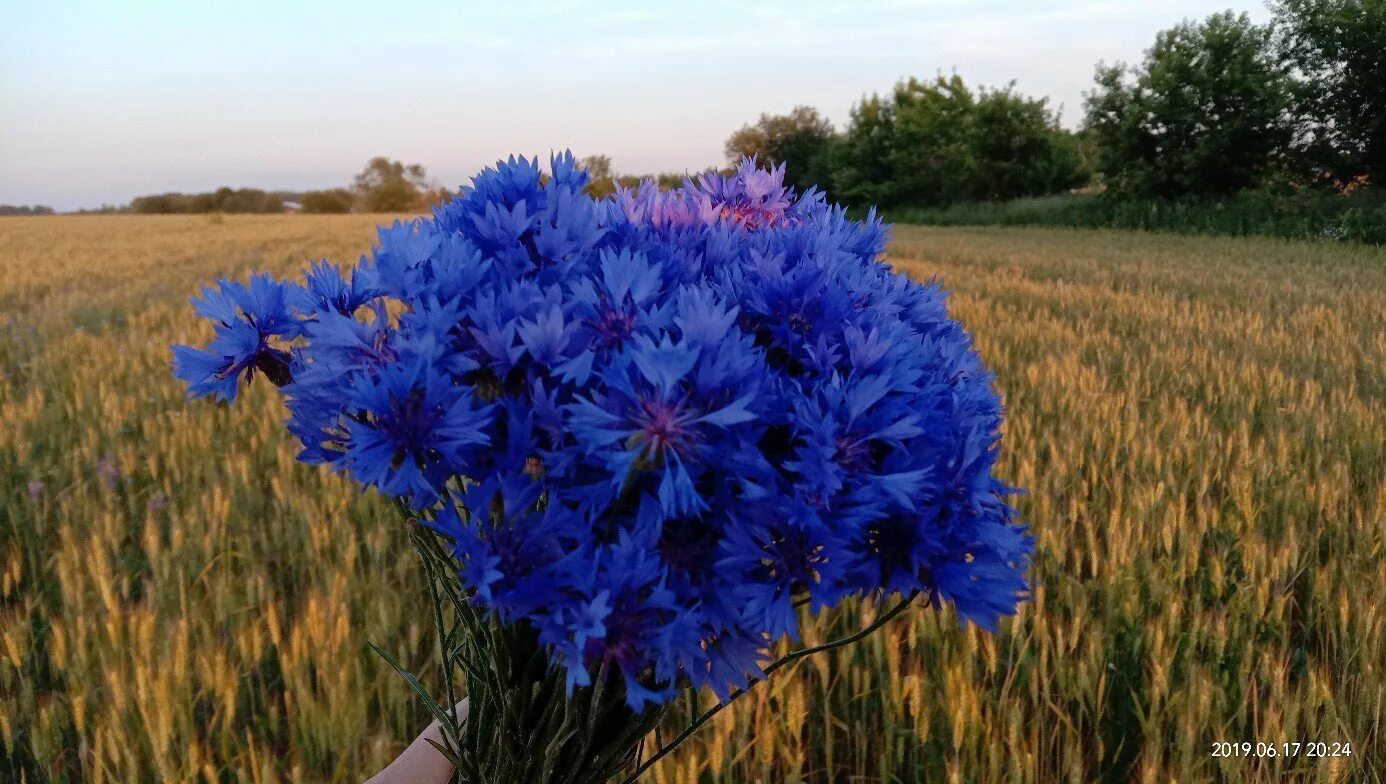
[972,85,1088,200]
[725,105,837,193]
[832,76,1085,209]
[129,188,288,214]
[1273,0,1386,183]
[656,171,696,190]
[301,188,356,214]
[576,157,699,196]
[354,157,429,212]
[1084,12,1294,198]
[888,75,981,207]
[130,194,180,213]
[829,94,898,208]
[611,171,712,192]
[581,155,617,198]
[216,188,281,213]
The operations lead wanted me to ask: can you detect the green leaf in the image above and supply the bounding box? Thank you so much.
[366,640,460,740]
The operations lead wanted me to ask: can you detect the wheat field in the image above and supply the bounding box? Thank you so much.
[2,215,1383,783]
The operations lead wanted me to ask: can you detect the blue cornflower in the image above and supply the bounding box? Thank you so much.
[427,477,576,620]
[338,359,494,506]
[695,158,799,228]
[560,533,680,709]
[172,274,302,401]
[296,260,376,315]
[570,335,756,515]
[719,502,847,639]
[174,153,1031,710]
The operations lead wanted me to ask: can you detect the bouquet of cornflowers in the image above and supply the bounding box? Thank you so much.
[173,154,1031,783]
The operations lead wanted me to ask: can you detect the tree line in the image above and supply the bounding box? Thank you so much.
[128,157,450,214]
[0,205,55,216]
[721,0,1382,210]
[576,156,717,198]
[718,82,1084,210]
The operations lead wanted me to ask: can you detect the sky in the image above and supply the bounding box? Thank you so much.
[1,1,1270,211]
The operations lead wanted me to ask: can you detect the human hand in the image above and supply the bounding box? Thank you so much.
[365,698,469,784]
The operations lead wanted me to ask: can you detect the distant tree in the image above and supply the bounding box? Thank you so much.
[213,187,240,212]
[1084,12,1294,197]
[131,194,184,214]
[831,76,1084,209]
[581,155,617,198]
[190,191,218,212]
[971,85,1088,200]
[354,157,430,212]
[422,187,455,209]
[219,188,280,214]
[829,94,898,208]
[130,188,283,214]
[0,204,55,216]
[658,172,690,190]
[301,188,356,214]
[573,157,698,197]
[887,75,980,207]
[1273,0,1386,183]
[608,170,702,193]
[725,106,836,193]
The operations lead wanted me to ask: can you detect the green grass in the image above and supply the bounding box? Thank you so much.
[889,188,1386,244]
[2,216,1383,782]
